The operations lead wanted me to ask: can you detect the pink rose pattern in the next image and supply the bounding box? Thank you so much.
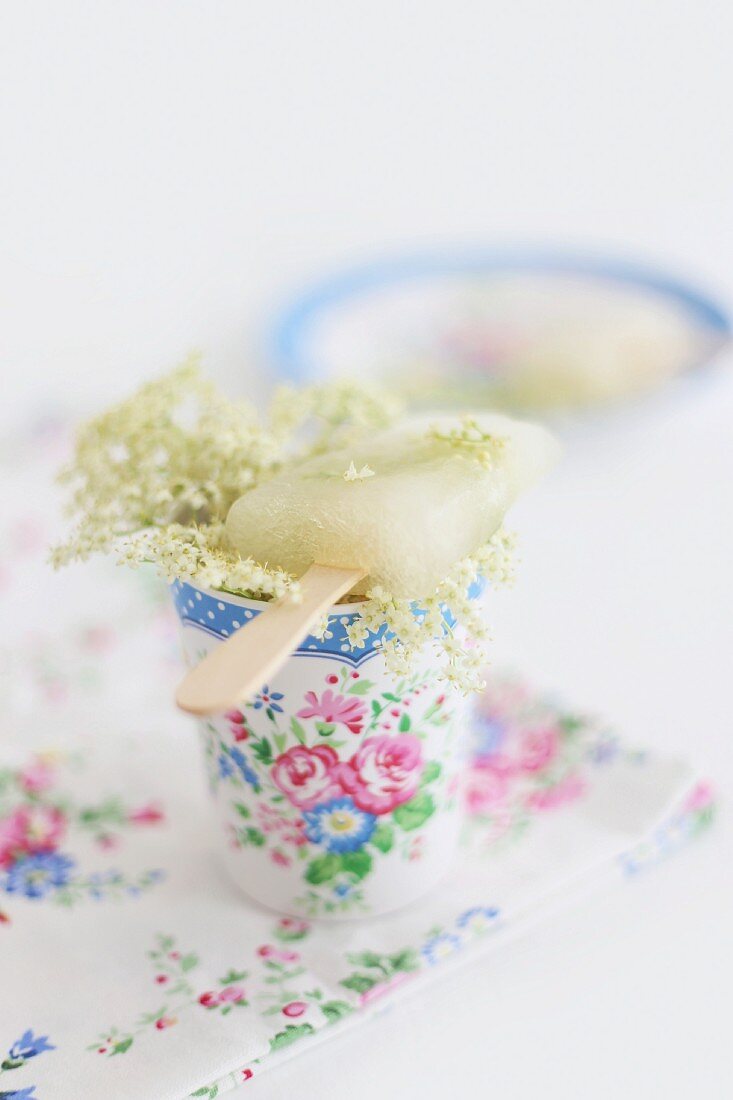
[463,760,511,817]
[463,675,623,846]
[336,735,422,814]
[0,805,66,869]
[272,745,344,810]
[214,667,451,915]
[0,753,166,916]
[272,736,423,817]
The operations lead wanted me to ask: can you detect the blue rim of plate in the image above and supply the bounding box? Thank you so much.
[268,248,730,388]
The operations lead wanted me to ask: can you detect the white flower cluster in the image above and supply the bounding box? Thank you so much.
[51,358,392,600]
[342,461,376,482]
[269,381,399,453]
[426,416,506,469]
[348,526,516,692]
[52,360,517,691]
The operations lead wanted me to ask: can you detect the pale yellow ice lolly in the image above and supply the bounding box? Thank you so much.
[225,413,558,599]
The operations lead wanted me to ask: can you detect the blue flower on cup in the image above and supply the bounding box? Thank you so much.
[0,1087,39,1099]
[303,797,377,853]
[2,854,75,899]
[218,747,261,791]
[218,752,235,780]
[252,686,284,714]
[230,747,261,792]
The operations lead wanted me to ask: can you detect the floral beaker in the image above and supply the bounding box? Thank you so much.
[172,579,470,920]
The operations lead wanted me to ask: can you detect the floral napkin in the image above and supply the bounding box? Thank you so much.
[0,413,714,1100]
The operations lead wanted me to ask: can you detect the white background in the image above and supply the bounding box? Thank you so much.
[1,3,732,1098]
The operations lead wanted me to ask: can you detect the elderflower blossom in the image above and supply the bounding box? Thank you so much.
[52,359,392,601]
[269,382,397,454]
[344,617,371,649]
[343,461,376,482]
[427,416,506,469]
[52,360,518,690]
[310,614,334,642]
[343,525,515,691]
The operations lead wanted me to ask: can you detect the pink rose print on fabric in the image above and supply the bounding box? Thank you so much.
[127,803,165,825]
[218,985,246,1004]
[0,805,66,868]
[462,761,508,814]
[199,986,247,1009]
[0,815,25,870]
[257,944,301,963]
[276,917,309,940]
[155,1015,177,1029]
[297,690,367,736]
[463,758,513,815]
[336,735,422,815]
[18,759,55,794]
[525,773,585,812]
[271,745,343,810]
[518,726,559,773]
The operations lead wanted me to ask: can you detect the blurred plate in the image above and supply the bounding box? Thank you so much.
[268,250,730,415]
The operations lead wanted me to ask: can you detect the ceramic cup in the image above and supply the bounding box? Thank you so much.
[171,579,472,920]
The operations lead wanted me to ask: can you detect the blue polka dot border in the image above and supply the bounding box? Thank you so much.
[170,580,387,667]
[170,576,486,669]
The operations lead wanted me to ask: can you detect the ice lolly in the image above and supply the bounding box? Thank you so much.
[225,413,558,598]
[176,413,557,716]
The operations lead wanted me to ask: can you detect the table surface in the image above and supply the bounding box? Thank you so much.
[2,4,732,1097]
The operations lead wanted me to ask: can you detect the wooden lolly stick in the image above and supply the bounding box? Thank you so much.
[175,563,366,717]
